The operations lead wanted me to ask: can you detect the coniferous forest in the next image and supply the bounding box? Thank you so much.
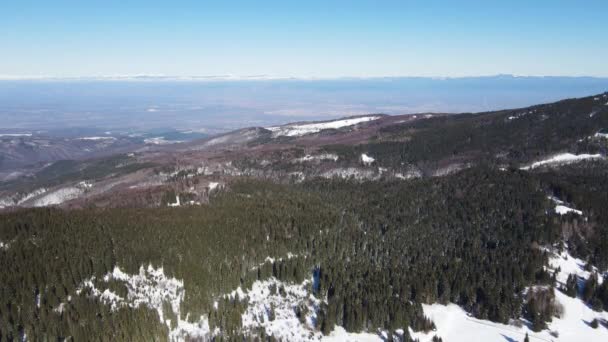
[2,165,607,340]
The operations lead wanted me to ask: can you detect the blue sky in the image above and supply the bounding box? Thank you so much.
[2,0,607,78]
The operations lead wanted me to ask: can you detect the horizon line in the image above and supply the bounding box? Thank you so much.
[2,73,608,82]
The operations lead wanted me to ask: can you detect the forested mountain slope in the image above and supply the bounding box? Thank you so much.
[1,93,608,341]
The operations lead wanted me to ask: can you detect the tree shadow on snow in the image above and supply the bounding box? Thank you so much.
[500,333,518,342]
[582,319,594,328]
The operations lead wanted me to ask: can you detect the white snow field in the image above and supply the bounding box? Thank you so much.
[410,248,608,342]
[520,153,603,170]
[267,116,380,137]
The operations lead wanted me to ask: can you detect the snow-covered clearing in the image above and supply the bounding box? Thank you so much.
[548,249,604,287]
[70,265,212,341]
[521,153,603,170]
[238,277,321,341]
[413,254,607,341]
[33,187,83,207]
[225,276,396,342]
[267,116,380,137]
[410,246,608,342]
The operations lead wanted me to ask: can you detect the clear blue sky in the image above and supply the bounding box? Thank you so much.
[2,0,607,78]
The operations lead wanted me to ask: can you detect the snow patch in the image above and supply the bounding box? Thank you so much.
[0,240,10,250]
[239,278,321,341]
[547,249,603,287]
[208,182,220,191]
[0,133,32,137]
[360,153,375,165]
[72,265,212,341]
[322,326,391,342]
[77,181,93,189]
[168,195,181,207]
[321,168,377,180]
[294,154,339,163]
[267,116,380,137]
[76,136,116,141]
[507,110,535,121]
[548,196,583,216]
[225,275,394,341]
[415,247,608,342]
[555,205,582,216]
[145,137,181,145]
[521,153,603,170]
[33,187,83,207]
[1,188,49,208]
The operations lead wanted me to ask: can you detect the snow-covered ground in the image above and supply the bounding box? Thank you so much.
[33,187,82,207]
[238,278,321,341]
[53,249,608,341]
[0,240,11,250]
[507,109,536,121]
[322,326,392,342]
[412,248,608,342]
[361,153,375,165]
[69,265,212,341]
[555,205,582,216]
[0,188,48,208]
[267,116,380,137]
[75,136,116,141]
[167,195,181,207]
[294,153,339,163]
[208,182,220,191]
[548,196,583,216]
[0,133,32,137]
[321,167,378,180]
[144,137,181,145]
[224,276,396,342]
[521,153,603,170]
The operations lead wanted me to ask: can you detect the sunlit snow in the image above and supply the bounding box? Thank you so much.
[520,153,603,170]
[413,248,608,341]
[548,196,583,216]
[361,153,375,165]
[267,116,380,137]
[71,265,211,341]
